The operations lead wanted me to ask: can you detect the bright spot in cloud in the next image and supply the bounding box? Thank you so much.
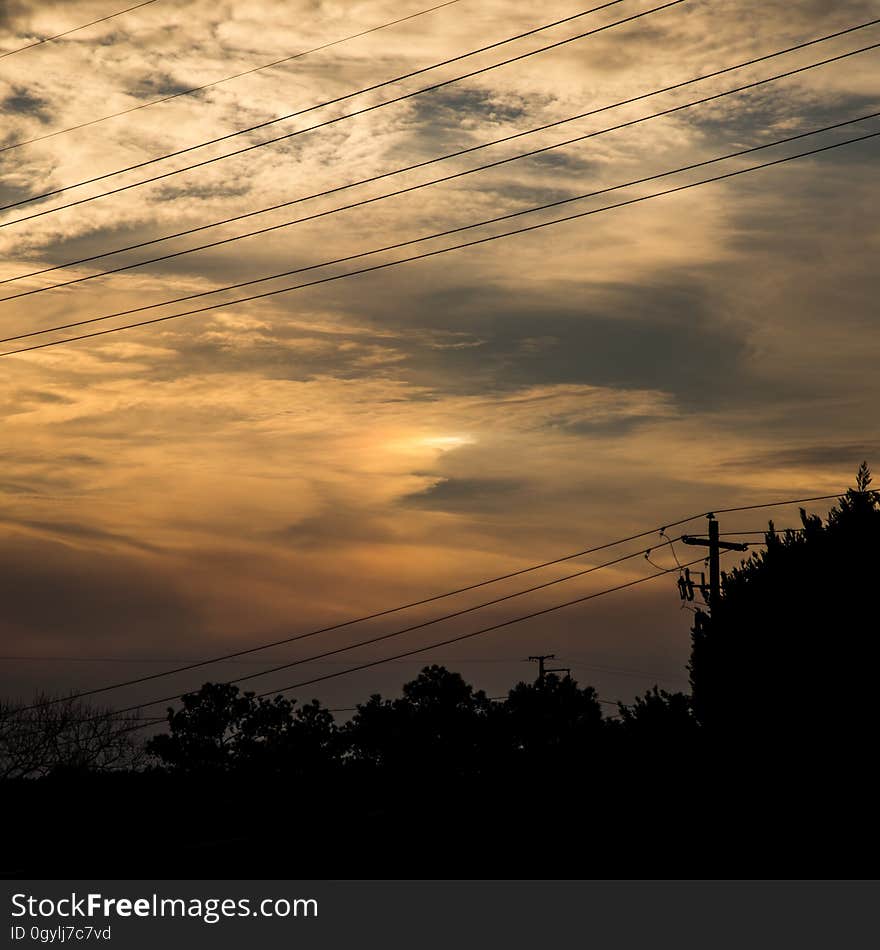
[418,435,475,451]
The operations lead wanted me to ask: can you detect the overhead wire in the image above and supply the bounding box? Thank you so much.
[16,540,690,723]
[4,39,878,304]
[70,556,707,730]
[0,0,161,60]
[3,121,878,356]
[5,115,877,342]
[0,0,464,149]
[14,532,701,712]
[0,0,686,222]
[3,18,876,288]
[712,496,844,514]
[644,549,679,571]
[0,653,693,677]
[11,493,846,715]
[717,528,804,536]
[253,553,731,701]
[97,538,688,718]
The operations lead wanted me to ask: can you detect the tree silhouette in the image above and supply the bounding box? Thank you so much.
[617,686,698,748]
[689,463,880,768]
[0,694,146,779]
[342,665,492,777]
[146,682,256,772]
[498,673,604,762]
[146,682,337,774]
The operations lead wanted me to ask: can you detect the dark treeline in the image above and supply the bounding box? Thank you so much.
[2,467,878,877]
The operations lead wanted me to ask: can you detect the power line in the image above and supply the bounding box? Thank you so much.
[6,114,876,338]
[0,0,636,209]
[4,19,875,288]
[0,653,690,693]
[0,0,464,150]
[644,550,677,571]
[102,539,687,718]
[10,495,847,734]
[72,556,709,730]
[567,662,689,684]
[24,543,688,723]
[3,654,523,665]
[0,0,161,60]
[0,0,684,223]
[2,654,505,665]
[12,493,845,715]
[250,555,722,702]
[13,532,701,712]
[0,649,691,701]
[5,40,877,304]
[717,529,803,536]
[0,654,691,677]
[4,121,877,356]
[713,496,843,514]
[656,498,840,533]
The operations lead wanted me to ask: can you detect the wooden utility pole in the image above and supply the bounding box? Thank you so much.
[681,514,748,613]
[527,654,570,684]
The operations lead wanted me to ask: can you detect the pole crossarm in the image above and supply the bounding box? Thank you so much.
[681,535,749,552]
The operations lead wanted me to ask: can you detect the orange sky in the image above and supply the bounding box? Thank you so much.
[0,0,877,712]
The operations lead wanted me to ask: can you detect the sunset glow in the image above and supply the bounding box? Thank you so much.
[0,0,876,714]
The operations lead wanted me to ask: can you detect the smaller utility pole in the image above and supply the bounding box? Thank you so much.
[528,654,554,684]
[527,654,570,684]
[681,514,749,613]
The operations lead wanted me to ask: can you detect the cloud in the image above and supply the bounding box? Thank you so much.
[728,444,880,472]
[402,476,527,513]
[0,537,196,647]
[0,1,29,31]
[0,515,165,553]
[1,86,53,124]
[0,0,876,706]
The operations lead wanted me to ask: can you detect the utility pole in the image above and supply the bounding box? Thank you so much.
[527,654,570,684]
[681,514,748,613]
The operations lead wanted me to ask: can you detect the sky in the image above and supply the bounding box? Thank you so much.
[0,0,877,716]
